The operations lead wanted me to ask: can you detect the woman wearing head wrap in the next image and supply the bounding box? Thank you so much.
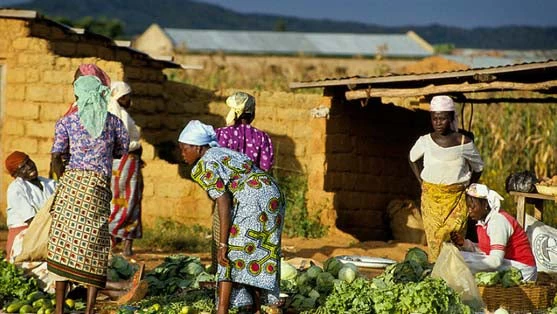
[61,64,112,117]
[4,151,56,261]
[178,120,285,314]
[213,92,275,275]
[49,75,129,314]
[107,81,143,256]
[216,92,274,171]
[409,95,484,260]
[450,183,537,281]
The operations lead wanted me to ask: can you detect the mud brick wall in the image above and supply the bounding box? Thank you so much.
[315,96,431,240]
[0,15,430,241]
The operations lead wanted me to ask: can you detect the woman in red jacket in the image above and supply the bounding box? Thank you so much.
[451,183,537,281]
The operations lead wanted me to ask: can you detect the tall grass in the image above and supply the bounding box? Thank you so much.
[136,218,212,252]
[463,99,557,227]
[275,173,329,238]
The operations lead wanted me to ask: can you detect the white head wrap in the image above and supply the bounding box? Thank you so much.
[178,120,219,147]
[466,183,504,213]
[225,92,256,126]
[111,81,132,100]
[430,95,459,131]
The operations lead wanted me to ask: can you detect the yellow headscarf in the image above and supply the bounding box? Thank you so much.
[225,92,256,126]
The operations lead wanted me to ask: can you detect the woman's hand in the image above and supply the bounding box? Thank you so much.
[217,244,230,267]
[450,231,464,246]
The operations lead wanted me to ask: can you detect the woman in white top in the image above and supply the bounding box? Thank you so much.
[409,95,484,260]
[107,81,143,256]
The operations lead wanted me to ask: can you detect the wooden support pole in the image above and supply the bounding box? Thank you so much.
[345,80,557,100]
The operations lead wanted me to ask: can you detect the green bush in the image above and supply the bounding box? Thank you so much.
[275,174,328,238]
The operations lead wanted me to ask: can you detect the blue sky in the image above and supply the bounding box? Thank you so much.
[194,0,557,28]
[1,0,556,28]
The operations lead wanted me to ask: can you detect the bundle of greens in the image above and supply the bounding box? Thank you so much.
[144,255,214,296]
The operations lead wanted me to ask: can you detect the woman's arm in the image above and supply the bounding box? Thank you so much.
[470,171,483,184]
[216,192,232,267]
[50,153,65,180]
[409,159,423,184]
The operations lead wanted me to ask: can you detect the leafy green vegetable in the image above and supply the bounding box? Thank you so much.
[404,247,430,269]
[338,264,358,284]
[321,277,375,314]
[144,255,209,296]
[316,272,335,293]
[0,258,40,307]
[323,257,343,277]
[474,271,501,286]
[501,267,522,288]
[306,265,323,279]
[280,260,298,281]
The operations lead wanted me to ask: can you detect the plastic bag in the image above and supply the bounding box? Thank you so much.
[431,243,484,310]
[14,194,54,263]
[505,170,538,193]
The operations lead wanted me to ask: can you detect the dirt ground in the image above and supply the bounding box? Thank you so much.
[0,228,425,278]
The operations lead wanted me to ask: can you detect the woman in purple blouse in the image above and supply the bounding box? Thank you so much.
[211,92,275,277]
[49,75,129,314]
[216,92,274,172]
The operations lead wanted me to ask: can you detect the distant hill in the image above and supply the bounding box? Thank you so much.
[12,0,557,49]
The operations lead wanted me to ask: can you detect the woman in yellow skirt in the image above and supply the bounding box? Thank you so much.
[409,95,484,260]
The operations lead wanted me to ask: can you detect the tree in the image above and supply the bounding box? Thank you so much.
[52,16,125,39]
[274,18,287,32]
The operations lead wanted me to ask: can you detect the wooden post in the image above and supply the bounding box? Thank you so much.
[515,195,526,228]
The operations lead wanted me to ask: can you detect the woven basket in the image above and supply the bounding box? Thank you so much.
[478,284,556,312]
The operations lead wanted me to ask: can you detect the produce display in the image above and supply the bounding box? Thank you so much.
[280,248,473,314]
[108,255,140,282]
[474,267,523,288]
[144,255,214,296]
[3,251,553,313]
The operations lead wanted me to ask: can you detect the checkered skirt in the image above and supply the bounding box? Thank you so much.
[47,170,112,288]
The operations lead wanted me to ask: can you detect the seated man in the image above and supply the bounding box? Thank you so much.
[5,151,56,261]
[451,183,537,281]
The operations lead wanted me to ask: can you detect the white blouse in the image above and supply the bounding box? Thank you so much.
[409,134,484,185]
[6,176,57,228]
[107,102,141,152]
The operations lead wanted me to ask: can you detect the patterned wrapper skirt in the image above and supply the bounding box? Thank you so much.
[47,169,112,288]
[421,181,468,261]
[218,174,285,307]
[109,154,143,240]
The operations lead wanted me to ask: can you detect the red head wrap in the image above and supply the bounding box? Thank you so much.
[5,151,29,177]
[78,64,111,87]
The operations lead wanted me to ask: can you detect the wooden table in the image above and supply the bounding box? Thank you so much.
[509,191,556,227]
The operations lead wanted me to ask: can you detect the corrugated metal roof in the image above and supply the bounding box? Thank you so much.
[163,28,433,58]
[443,55,548,68]
[289,59,557,89]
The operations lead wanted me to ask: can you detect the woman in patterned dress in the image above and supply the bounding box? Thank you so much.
[178,120,285,314]
[49,75,129,314]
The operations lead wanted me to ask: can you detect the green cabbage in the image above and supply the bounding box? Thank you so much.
[323,257,343,277]
[474,271,501,286]
[316,272,335,293]
[296,272,311,288]
[306,265,323,279]
[183,262,205,277]
[404,247,429,268]
[501,267,522,287]
[280,260,298,281]
[338,264,358,283]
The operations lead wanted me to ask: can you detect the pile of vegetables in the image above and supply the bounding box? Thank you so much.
[474,267,523,287]
[282,248,473,314]
[280,257,360,311]
[108,255,140,282]
[0,258,39,307]
[144,255,214,296]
